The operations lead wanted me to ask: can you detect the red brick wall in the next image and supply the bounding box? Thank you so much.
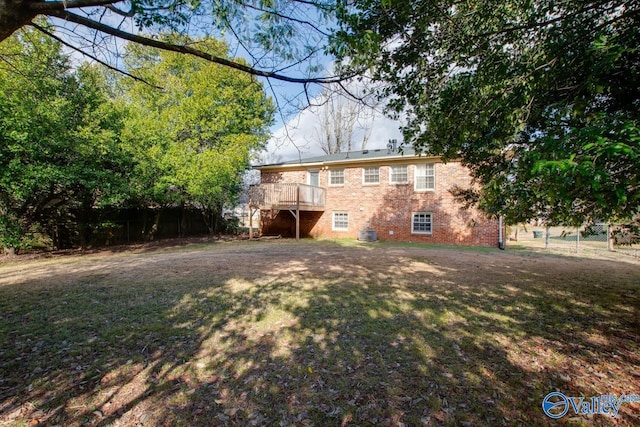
[260,160,500,247]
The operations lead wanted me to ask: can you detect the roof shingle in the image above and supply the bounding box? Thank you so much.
[257,147,421,168]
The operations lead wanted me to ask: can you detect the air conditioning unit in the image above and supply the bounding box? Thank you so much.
[358,229,378,242]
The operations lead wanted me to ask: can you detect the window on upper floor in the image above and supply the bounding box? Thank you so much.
[389,165,409,184]
[411,212,433,234]
[362,166,380,185]
[329,169,345,186]
[332,211,349,231]
[308,170,320,187]
[415,163,435,191]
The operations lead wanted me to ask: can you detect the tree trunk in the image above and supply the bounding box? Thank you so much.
[148,210,161,241]
[200,206,223,234]
[0,0,36,42]
[178,205,185,237]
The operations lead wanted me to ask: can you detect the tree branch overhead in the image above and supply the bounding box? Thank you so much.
[1,0,346,86]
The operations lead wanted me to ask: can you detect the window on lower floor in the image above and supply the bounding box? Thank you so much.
[412,212,432,234]
[333,211,349,231]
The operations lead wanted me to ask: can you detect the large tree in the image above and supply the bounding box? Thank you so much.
[0,27,131,252]
[332,1,640,226]
[115,36,274,234]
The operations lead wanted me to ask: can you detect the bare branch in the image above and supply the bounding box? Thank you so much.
[30,22,163,89]
[106,4,135,18]
[291,0,334,12]
[239,1,330,36]
[265,78,306,162]
[29,0,124,12]
[221,15,267,66]
[272,46,323,75]
[0,53,33,82]
[46,9,348,84]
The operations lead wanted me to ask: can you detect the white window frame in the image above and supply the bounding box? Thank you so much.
[332,211,349,231]
[329,169,345,186]
[411,212,433,235]
[362,166,380,185]
[414,163,436,191]
[307,170,320,187]
[389,165,409,184]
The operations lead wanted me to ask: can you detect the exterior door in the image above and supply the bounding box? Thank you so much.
[308,170,320,187]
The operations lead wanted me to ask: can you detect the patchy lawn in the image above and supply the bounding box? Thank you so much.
[0,240,638,426]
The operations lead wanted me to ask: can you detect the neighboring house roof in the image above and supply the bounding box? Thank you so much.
[256,147,439,170]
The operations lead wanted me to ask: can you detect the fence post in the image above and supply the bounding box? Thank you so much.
[545,225,550,250]
[249,206,253,239]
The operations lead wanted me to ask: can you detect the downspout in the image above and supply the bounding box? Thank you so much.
[498,215,505,250]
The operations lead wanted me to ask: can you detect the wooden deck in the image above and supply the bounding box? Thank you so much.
[249,183,325,211]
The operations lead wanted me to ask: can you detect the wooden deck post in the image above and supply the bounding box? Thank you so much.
[296,184,300,241]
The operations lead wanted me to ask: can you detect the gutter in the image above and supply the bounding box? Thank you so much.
[255,154,450,171]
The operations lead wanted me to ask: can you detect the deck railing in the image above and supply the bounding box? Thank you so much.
[249,183,325,210]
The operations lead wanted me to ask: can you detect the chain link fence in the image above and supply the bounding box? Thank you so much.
[507,223,640,260]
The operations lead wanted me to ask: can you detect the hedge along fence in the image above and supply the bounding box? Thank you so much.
[20,207,233,252]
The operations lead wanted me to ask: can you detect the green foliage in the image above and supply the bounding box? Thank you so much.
[332,1,640,226]
[115,36,275,233]
[0,28,274,249]
[0,27,130,250]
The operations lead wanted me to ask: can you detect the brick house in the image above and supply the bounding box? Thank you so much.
[252,147,501,247]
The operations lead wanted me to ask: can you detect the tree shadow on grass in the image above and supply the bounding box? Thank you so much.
[0,241,638,426]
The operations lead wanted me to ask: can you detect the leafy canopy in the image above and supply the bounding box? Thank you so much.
[332,0,640,226]
[0,27,130,250]
[0,29,274,250]
[115,36,275,231]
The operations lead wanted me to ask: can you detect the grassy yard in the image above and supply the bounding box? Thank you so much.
[0,240,638,426]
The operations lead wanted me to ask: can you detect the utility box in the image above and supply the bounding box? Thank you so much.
[358,229,378,242]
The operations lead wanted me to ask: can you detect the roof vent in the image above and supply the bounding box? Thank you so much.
[387,139,398,153]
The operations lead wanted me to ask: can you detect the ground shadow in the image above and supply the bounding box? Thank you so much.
[0,241,638,426]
